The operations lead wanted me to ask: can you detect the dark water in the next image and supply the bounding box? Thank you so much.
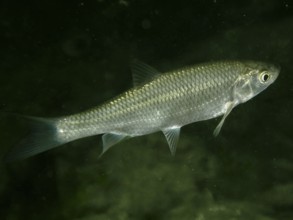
[0,0,292,219]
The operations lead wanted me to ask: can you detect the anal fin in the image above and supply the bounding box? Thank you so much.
[162,126,181,156]
[100,133,127,157]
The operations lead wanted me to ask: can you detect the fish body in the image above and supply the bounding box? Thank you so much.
[5,60,279,161]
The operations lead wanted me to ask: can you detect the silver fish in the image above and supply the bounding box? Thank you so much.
[5,60,279,161]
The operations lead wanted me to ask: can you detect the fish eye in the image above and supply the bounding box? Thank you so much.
[259,71,270,83]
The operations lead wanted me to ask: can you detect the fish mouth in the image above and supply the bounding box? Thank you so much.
[269,64,280,82]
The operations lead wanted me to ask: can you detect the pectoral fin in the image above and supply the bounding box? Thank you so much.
[100,133,127,157]
[213,101,235,136]
[162,127,181,156]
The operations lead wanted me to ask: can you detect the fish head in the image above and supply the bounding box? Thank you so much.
[246,61,279,94]
[234,61,279,103]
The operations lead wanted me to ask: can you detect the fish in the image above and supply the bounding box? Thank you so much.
[5,60,279,161]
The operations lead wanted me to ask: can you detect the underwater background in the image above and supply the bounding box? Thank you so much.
[0,0,292,219]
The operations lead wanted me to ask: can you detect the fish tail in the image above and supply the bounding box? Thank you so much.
[4,116,66,162]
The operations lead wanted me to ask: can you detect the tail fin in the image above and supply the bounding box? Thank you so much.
[4,116,65,162]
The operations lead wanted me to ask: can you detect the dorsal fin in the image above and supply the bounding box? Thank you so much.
[131,60,161,87]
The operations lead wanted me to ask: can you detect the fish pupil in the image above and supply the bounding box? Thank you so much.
[260,72,270,83]
[263,74,269,82]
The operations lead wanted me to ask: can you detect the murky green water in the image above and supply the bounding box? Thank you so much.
[0,0,292,219]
